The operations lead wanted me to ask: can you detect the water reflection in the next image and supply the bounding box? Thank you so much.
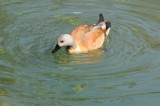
[53,48,106,64]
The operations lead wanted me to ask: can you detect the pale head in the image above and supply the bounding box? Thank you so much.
[52,34,76,53]
[57,34,75,47]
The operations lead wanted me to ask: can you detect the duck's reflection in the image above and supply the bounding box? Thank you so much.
[53,48,107,64]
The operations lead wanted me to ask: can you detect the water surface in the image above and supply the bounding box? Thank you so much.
[0,0,160,105]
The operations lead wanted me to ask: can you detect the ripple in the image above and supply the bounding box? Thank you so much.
[1,0,160,105]
[1,0,159,78]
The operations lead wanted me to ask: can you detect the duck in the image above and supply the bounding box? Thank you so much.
[52,13,111,54]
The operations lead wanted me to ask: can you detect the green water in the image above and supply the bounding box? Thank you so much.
[0,0,160,105]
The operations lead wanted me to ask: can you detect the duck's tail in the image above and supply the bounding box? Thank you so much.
[96,13,111,37]
[96,13,104,25]
[105,21,111,37]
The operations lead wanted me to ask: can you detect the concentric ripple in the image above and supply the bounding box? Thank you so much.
[0,0,160,105]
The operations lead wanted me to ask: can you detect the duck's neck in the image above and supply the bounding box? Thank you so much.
[67,44,77,50]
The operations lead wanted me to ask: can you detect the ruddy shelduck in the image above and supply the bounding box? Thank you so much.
[52,13,111,54]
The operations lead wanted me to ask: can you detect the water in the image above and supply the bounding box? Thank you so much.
[0,0,160,105]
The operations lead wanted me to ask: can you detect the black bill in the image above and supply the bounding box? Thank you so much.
[52,44,61,53]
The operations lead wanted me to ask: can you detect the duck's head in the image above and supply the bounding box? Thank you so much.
[52,34,76,53]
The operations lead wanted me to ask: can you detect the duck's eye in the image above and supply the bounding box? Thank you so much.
[60,40,64,43]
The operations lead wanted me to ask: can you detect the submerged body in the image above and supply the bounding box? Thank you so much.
[52,13,111,54]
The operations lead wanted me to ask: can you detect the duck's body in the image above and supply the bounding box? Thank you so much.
[69,24,106,53]
[52,13,111,54]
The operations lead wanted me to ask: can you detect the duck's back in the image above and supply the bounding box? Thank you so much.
[70,24,94,42]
